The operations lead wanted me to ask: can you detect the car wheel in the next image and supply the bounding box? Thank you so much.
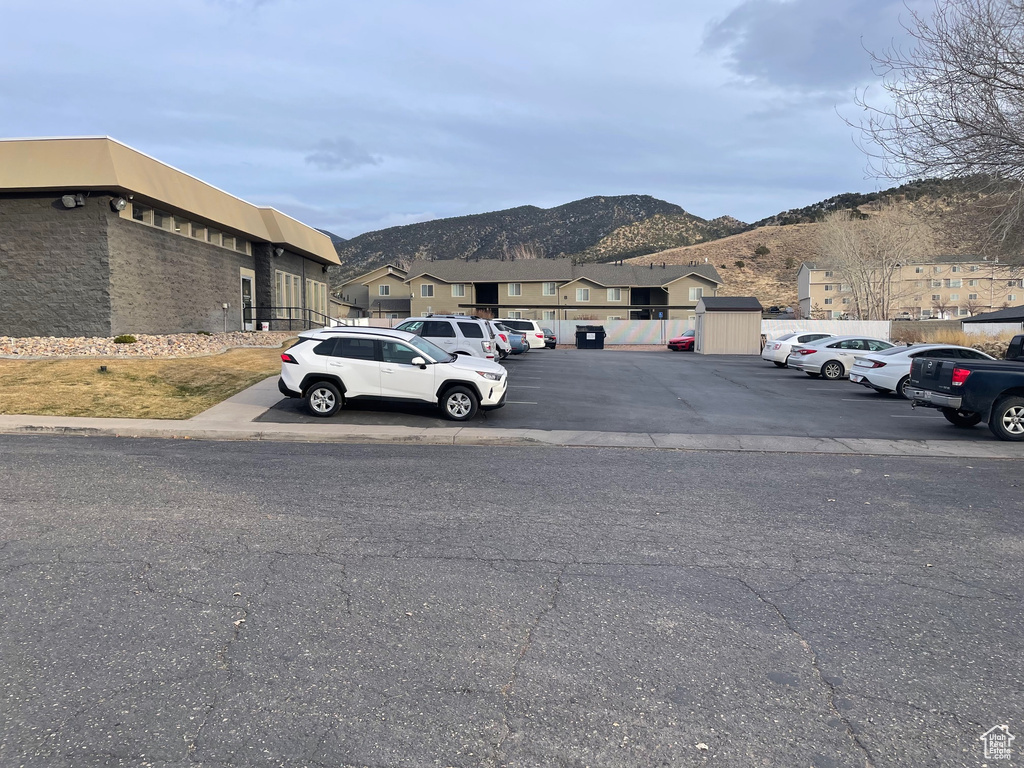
[896,376,911,399]
[498,349,508,360]
[440,385,479,421]
[821,361,844,380]
[773,361,786,368]
[988,396,1024,441]
[305,381,342,417]
[942,408,982,428]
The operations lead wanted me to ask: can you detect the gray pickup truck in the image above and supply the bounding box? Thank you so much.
[907,334,1024,440]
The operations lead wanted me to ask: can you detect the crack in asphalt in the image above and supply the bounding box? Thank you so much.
[734,576,877,768]
[489,563,568,767]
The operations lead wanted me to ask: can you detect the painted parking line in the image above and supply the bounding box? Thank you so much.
[890,414,945,419]
[505,401,538,405]
[841,398,907,404]
[510,385,542,388]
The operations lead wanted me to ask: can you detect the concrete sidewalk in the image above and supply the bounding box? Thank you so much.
[0,375,1020,458]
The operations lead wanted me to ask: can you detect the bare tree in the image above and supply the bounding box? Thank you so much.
[817,206,924,319]
[965,297,985,314]
[502,241,544,261]
[855,0,1024,252]
[931,297,954,319]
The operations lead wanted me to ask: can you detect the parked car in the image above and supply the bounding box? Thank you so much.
[667,329,695,351]
[542,327,557,349]
[396,316,495,359]
[487,320,512,360]
[501,318,546,349]
[787,335,895,380]
[850,343,995,398]
[495,322,528,355]
[760,331,833,367]
[907,334,1024,440]
[278,326,507,421]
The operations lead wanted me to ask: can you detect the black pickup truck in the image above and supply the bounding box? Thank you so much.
[907,334,1024,440]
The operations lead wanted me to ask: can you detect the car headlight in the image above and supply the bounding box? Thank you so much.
[476,371,502,381]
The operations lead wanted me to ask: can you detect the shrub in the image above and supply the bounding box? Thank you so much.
[195,330,213,336]
[754,244,770,257]
[113,335,137,344]
[734,260,746,268]
[785,257,796,269]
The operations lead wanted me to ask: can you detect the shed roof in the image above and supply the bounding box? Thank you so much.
[698,297,763,312]
[961,305,1024,323]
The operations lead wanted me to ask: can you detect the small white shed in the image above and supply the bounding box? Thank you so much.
[695,297,763,355]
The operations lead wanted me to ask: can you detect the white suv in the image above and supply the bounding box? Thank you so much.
[278,327,507,421]
[397,316,495,359]
[501,319,546,349]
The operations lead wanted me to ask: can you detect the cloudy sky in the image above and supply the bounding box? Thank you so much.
[1,0,927,238]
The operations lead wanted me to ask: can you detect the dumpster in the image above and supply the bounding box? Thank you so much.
[575,325,606,349]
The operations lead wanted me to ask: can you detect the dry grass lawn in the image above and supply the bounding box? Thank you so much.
[0,342,294,420]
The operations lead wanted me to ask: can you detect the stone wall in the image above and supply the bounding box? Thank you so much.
[0,193,113,337]
[107,210,255,335]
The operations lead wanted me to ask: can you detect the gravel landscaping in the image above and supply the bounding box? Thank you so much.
[0,332,297,359]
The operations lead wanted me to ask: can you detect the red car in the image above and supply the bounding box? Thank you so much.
[667,329,695,351]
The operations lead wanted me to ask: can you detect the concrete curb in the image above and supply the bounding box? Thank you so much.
[1,416,1022,459]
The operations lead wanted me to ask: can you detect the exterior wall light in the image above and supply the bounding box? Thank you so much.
[110,197,128,212]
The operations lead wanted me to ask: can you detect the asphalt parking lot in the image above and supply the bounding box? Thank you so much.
[258,348,993,441]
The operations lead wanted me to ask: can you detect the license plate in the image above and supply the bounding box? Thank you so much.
[850,374,863,383]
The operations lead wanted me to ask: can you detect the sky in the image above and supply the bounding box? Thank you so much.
[0,0,930,239]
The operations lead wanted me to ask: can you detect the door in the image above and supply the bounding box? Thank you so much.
[379,340,437,401]
[323,337,381,398]
[240,268,256,331]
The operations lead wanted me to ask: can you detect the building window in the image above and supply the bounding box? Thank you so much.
[946,279,962,288]
[931,280,942,288]
[933,266,942,273]
[221,233,235,251]
[1010,294,1018,302]
[378,284,390,296]
[508,283,522,297]
[275,270,301,318]
[190,222,206,239]
[607,315,622,320]
[839,283,850,291]
[131,203,152,224]
[421,283,434,298]
[824,298,834,305]
[153,209,172,230]
[173,215,189,235]
[969,293,979,300]
[207,229,222,246]
[970,265,979,272]
[951,266,961,273]
[508,310,522,319]
[607,288,622,301]
[542,282,557,296]
[958,307,969,315]
[968,279,978,287]
[576,288,590,301]
[306,279,328,318]
[451,283,466,297]
[921,309,932,318]
[915,267,924,274]
[842,298,850,304]
[931,294,941,301]
[824,284,833,291]
[950,293,959,300]
[689,287,703,301]
[542,310,555,320]
[824,270,834,278]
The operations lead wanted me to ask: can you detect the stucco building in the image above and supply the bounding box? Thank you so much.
[798,256,1024,320]
[0,136,339,337]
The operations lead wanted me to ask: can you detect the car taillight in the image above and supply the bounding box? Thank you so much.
[281,353,298,364]
[535,333,543,338]
[864,361,886,368]
[499,333,507,342]
[951,367,971,386]
[796,349,817,356]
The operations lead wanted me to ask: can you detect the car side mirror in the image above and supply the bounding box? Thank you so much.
[410,356,428,369]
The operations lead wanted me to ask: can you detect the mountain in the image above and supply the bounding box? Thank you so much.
[328,195,747,284]
[317,229,347,245]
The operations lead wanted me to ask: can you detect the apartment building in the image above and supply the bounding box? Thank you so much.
[798,256,1024,320]
[336,259,723,321]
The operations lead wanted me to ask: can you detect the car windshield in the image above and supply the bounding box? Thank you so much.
[873,345,917,357]
[406,334,454,362]
[682,330,695,337]
[773,332,798,341]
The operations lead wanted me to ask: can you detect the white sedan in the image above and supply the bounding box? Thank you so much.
[761,331,834,367]
[787,335,895,379]
[850,343,995,398]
